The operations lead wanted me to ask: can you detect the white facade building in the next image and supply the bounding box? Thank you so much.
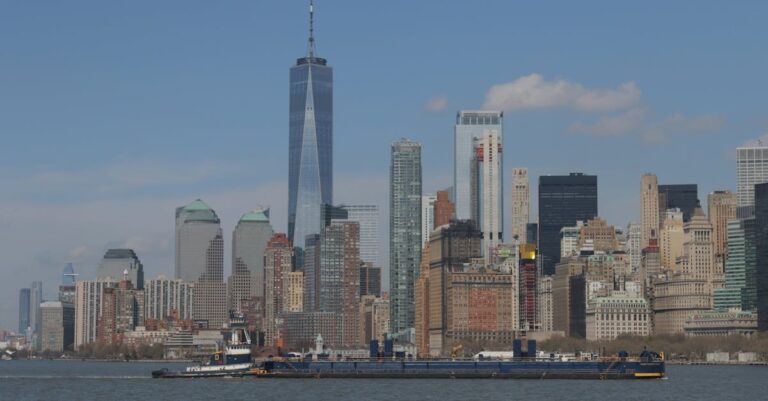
[74,280,117,348]
[736,145,768,208]
[510,168,530,244]
[144,276,194,321]
[586,295,650,341]
[454,110,502,220]
[472,130,504,258]
[420,196,436,249]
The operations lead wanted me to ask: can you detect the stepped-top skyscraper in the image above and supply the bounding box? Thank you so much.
[175,199,226,328]
[289,1,333,253]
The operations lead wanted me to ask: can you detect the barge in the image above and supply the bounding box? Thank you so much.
[255,351,665,379]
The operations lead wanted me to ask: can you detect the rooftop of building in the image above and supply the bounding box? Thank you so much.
[103,248,139,260]
[177,199,220,223]
[239,208,270,223]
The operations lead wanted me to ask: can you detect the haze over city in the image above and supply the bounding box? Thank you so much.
[1,0,766,332]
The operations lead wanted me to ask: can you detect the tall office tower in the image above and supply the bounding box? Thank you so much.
[40,301,74,352]
[660,209,684,270]
[537,276,554,331]
[658,184,698,222]
[229,209,273,312]
[302,204,348,311]
[510,168,530,243]
[518,244,537,330]
[538,173,598,276]
[414,242,431,357]
[175,199,226,329]
[29,281,43,349]
[755,183,768,331]
[74,280,118,347]
[144,276,194,320]
[341,205,379,266]
[288,2,333,248]
[471,130,504,256]
[454,111,502,220]
[640,174,660,248]
[359,262,382,297]
[678,207,715,281]
[264,233,292,347]
[708,191,737,257]
[714,219,757,310]
[283,271,304,312]
[59,263,77,304]
[302,234,322,311]
[320,221,360,347]
[18,288,30,334]
[737,144,768,208]
[390,139,422,334]
[97,249,144,289]
[433,190,455,228]
[426,221,485,355]
[626,223,641,272]
[421,195,436,248]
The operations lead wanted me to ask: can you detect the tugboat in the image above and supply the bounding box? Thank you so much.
[152,314,255,378]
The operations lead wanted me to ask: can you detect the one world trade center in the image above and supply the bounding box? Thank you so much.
[288,1,333,259]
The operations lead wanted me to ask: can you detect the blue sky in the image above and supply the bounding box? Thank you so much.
[1,0,766,329]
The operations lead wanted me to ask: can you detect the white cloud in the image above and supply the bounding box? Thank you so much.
[482,73,641,112]
[569,107,646,137]
[641,112,723,143]
[425,95,448,112]
[569,108,722,143]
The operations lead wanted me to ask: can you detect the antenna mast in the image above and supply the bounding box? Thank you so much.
[308,0,316,58]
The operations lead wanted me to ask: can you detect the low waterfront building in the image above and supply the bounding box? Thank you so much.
[683,310,758,337]
[586,295,650,341]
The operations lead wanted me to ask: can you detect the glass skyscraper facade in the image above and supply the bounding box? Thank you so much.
[97,249,144,289]
[658,184,699,222]
[737,145,768,208]
[288,32,333,249]
[454,111,502,221]
[18,288,30,334]
[755,183,768,331]
[390,139,422,334]
[538,173,598,276]
[341,204,379,267]
[714,218,756,311]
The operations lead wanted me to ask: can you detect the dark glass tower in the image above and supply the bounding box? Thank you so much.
[289,2,333,250]
[538,173,598,276]
[18,288,30,334]
[755,183,768,331]
[658,184,698,222]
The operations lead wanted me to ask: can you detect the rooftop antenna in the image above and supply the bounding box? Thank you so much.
[308,0,316,58]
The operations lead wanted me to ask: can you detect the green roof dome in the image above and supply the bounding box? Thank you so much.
[240,208,270,223]
[178,199,220,223]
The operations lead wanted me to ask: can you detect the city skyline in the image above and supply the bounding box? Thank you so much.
[1,1,767,330]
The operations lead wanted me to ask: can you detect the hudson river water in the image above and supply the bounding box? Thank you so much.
[0,360,765,401]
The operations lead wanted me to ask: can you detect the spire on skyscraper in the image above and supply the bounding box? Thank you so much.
[308,0,316,58]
